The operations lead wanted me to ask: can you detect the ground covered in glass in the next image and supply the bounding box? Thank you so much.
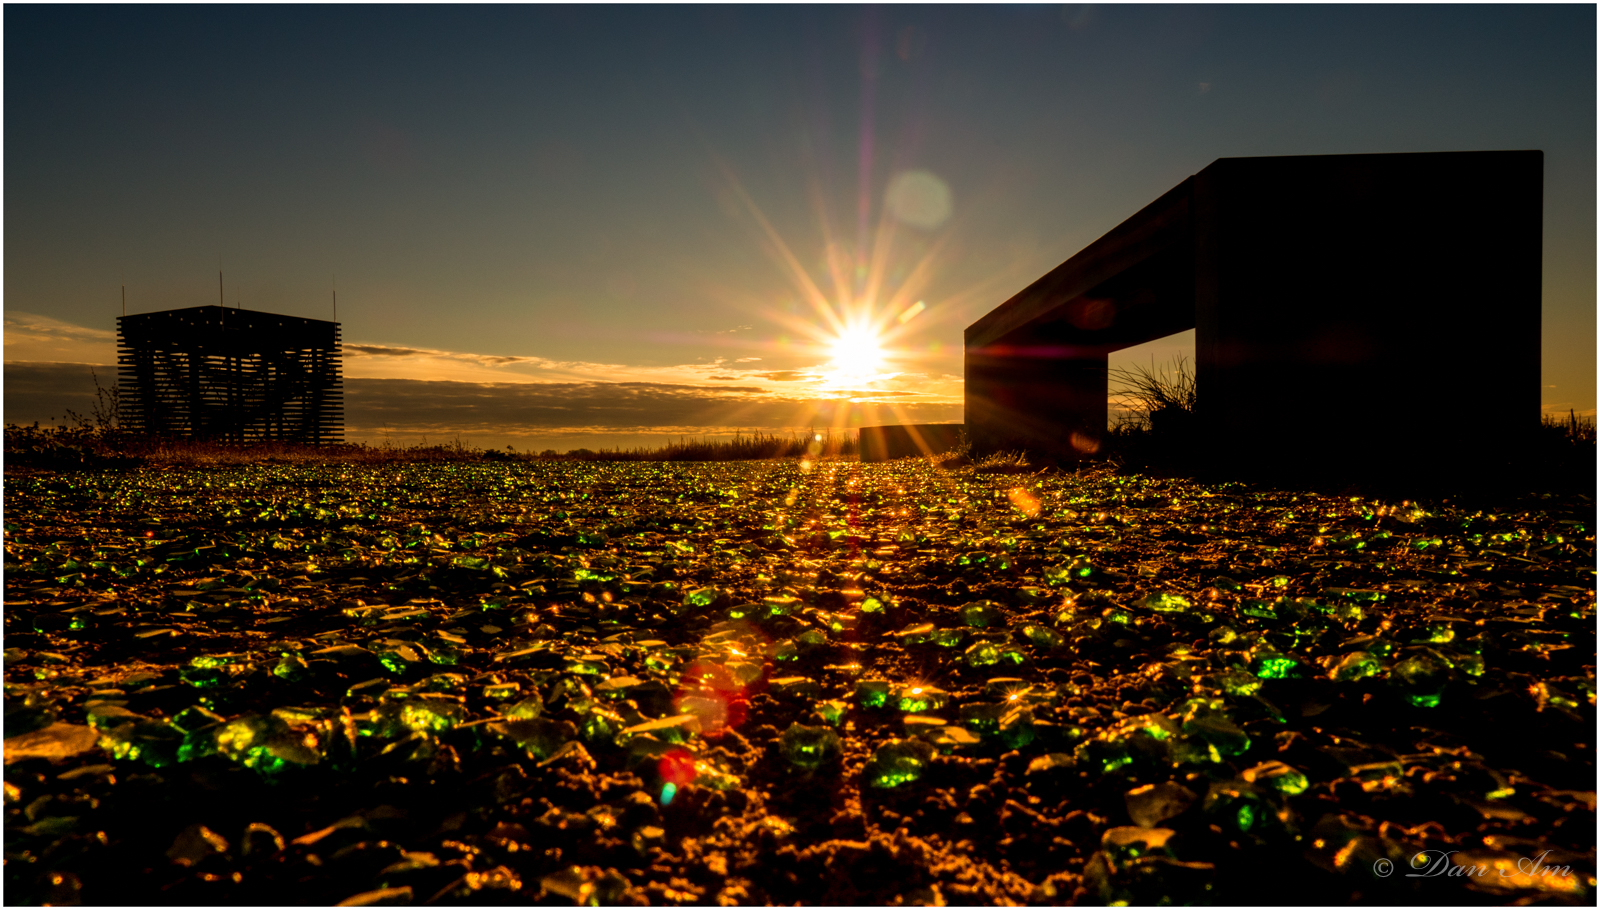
[3,460,1595,905]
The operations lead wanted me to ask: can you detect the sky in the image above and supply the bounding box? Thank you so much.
[5,4,1595,452]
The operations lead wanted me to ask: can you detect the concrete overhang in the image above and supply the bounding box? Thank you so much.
[965,178,1196,357]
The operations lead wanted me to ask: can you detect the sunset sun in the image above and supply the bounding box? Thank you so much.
[826,324,887,386]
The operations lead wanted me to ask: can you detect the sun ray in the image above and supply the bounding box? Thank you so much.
[710,154,846,339]
[687,49,1012,435]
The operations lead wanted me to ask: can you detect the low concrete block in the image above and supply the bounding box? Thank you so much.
[859,424,965,462]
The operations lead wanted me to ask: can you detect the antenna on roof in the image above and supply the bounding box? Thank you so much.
[121,274,126,317]
[219,268,224,308]
[332,274,337,322]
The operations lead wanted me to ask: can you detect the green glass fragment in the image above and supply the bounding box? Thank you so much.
[864,738,936,788]
[1249,651,1302,679]
[1182,714,1250,757]
[1043,564,1074,587]
[1021,624,1062,649]
[892,623,936,644]
[1389,651,1454,708]
[691,757,741,790]
[1242,760,1309,796]
[1073,737,1133,776]
[958,702,1006,735]
[855,679,892,709]
[274,654,309,682]
[959,601,1002,627]
[999,706,1036,749]
[580,706,627,743]
[1240,599,1277,620]
[684,588,718,608]
[963,641,1000,668]
[99,720,183,768]
[398,698,462,733]
[214,714,318,774]
[814,699,849,726]
[770,676,822,700]
[1201,780,1271,836]
[488,718,575,761]
[1328,651,1381,682]
[169,705,226,735]
[763,595,801,615]
[1136,592,1191,614]
[894,685,948,713]
[180,666,225,688]
[779,723,842,770]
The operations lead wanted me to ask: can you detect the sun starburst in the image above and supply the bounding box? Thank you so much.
[826,323,887,387]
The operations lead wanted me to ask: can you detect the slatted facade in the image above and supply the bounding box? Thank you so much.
[117,306,343,444]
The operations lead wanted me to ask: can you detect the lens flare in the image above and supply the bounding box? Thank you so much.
[659,748,697,783]
[674,660,750,735]
[885,170,953,230]
[1007,487,1042,518]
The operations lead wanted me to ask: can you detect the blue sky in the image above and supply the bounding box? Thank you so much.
[6,5,1593,450]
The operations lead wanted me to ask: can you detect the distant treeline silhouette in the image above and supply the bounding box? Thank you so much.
[3,419,861,469]
[537,431,857,462]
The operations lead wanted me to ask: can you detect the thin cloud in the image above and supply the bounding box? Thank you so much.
[2,314,965,443]
[3,313,963,406]
[342,342,554,369]
[478,355,543,365]
[343,344,431,358]
[2,363,963,436]
[4,312,117,364]
[3,312,115,340]
[341,377,958,432]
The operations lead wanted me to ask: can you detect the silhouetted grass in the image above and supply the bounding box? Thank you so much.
[552,430,857,462]
[1541,408,1597,446]
[1108,355,1196,432]
[1532,410,1597,496]
[1104,355,1198,477]
[3,423,860,469]
[3,422,489,469]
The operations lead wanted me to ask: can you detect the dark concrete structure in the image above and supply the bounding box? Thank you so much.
[859,423,964,462]
[965,150,1542,484]
[117,305,343,443]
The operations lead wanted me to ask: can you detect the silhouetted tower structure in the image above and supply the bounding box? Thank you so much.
[117,305,343,443]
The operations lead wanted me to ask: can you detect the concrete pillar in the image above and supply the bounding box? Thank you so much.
[965,343,1108,459]
[1192,151,1543,485]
